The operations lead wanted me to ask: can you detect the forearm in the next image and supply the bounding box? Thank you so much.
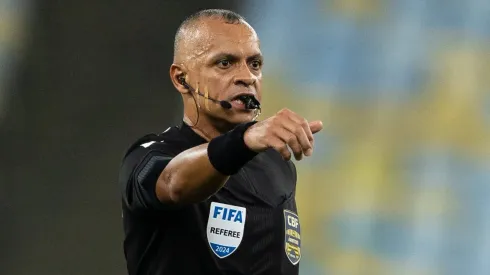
[155,122,258,205]
[156,143,230,204]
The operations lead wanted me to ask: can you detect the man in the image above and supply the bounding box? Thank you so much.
[119,9,323,275]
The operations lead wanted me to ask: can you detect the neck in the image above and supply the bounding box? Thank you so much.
[182,115,216,141]
[184,112,241,140]
[182,96,238,140]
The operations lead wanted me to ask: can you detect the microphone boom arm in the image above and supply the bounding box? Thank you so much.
[180,77,260,111]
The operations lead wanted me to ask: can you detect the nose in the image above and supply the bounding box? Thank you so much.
[233,63,257,87]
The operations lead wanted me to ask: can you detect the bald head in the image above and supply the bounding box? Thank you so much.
[173,9,256,64]
[169,9,263,128]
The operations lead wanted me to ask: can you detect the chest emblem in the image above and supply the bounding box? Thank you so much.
[207,202,246,258]
[284,210,301,265]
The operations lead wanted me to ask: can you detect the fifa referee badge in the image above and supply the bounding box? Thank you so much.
[207,202,246,258]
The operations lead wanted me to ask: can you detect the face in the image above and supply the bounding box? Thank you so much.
[184,19,263,125]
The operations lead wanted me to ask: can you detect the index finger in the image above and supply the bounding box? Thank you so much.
[288,113,314,142]
[309,120,323,134]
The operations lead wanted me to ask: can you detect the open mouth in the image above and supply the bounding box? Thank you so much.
[231,96,246,105]
[231,94,256,105]
[229,94,254,110]
[228,93,260,111]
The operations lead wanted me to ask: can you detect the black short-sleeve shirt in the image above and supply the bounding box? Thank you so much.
[119,122,301,275]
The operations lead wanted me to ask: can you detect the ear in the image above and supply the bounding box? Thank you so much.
[170,64,189,94]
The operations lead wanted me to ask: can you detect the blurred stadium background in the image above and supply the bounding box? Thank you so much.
[1,0,489,274]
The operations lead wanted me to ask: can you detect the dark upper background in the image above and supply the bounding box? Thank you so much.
[0,1,244,274]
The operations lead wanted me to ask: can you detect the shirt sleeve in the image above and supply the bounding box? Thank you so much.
[119,140,175,213]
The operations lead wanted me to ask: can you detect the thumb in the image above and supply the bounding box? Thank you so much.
[309,120,324,134]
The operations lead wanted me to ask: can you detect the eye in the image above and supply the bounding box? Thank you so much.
[250,60,262,70]
[217,59,232,69]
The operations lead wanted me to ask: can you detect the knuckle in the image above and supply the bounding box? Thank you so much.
[292,140,301,148]
[302,118,309,126]
[273,141,285,150]
[271,116,282,125]
[279,108,293,117]
[290,143,300,151]
[268,128,280,139]
[286,135,296,144]
[294,126,303,136]
[280,144,289,152]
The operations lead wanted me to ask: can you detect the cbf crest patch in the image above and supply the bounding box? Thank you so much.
[284,210,301,265]
[207,202,246,258]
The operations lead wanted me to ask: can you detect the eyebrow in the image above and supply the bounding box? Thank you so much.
[247,53,264,62]
[210,52,263,62]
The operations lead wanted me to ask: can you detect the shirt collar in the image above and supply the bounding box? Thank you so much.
[178,121,208,147]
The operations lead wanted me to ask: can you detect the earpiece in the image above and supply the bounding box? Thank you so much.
[178,75,186,86]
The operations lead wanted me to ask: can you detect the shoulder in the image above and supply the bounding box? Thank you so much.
[122,126,185,160]
[119,126,185,212]
[119,126,188,177]
[119,126,187,186]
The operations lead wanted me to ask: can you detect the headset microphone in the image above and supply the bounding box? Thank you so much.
[179,76,260,111]
[180,76,232,109]
[219,101,233,110]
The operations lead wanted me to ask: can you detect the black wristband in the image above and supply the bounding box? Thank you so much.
[207,121,258,175]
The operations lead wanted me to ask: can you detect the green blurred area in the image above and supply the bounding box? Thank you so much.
[251,1,490,274]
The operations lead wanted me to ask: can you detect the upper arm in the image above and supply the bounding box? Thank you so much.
[119,141,175,213]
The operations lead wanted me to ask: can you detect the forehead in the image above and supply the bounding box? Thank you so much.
[199,19,260,55]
